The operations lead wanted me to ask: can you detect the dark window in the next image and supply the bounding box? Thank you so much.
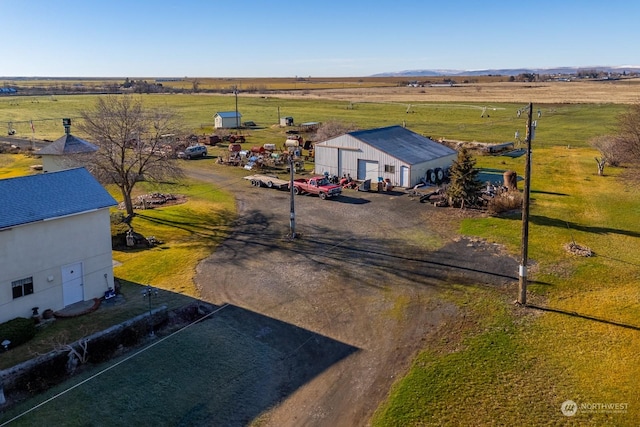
[12,277,34,299]
[384,165,395,173]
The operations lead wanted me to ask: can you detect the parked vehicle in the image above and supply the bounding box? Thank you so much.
[290,176,342,199]
[178,145,207,159]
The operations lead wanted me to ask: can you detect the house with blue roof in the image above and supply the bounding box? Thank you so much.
[313,125,458,188]
[0,168,117,323]
[214,111,242,129]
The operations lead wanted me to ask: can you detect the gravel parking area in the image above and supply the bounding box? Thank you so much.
[190,166,518,426]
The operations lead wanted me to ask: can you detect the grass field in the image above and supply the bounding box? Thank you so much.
[1,75,512,94]
[1,87,640,425]
[372,148,640,425]
[0,90,631,149]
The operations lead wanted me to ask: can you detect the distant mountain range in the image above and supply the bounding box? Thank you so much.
[371,66,640,77]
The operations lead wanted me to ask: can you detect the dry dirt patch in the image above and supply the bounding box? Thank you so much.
[258,80,640,104]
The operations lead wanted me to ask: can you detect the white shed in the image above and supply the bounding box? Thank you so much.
[214,111,242,129]
[38,131,98,173]
[314,125,457,188]
[280,116,294,126]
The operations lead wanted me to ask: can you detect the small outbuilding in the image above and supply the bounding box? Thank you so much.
[314,125,457,187]
[214,111,242,129]
[0,168,117,323]
[280,116,294,127]
[38,120,98,173]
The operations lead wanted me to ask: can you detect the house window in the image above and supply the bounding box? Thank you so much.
[12,277,34,299]
[384,165,395,173]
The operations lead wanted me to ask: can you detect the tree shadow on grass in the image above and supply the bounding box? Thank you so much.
[527,304,640,331]
[135,209,236,237]
[503,214,640,239]
[169,304,359,426]
[0,299,358,427]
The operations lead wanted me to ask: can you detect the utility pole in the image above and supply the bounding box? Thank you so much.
[234,87,239,130]
[518,102,533,305]
[289,155,296,239]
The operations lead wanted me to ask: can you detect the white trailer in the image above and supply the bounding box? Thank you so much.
[244,174,290,190]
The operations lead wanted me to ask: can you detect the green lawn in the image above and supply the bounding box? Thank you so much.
[373,142,640,424]
[109,179,236,297]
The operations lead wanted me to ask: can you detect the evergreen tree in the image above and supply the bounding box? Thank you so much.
[446,148,483,208]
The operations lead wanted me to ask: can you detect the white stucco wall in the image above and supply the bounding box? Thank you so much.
[41,153,94,173]
[0,208,114,323]
[41,155,68,173]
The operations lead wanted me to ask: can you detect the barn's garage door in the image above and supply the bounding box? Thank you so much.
[357,160,378,181]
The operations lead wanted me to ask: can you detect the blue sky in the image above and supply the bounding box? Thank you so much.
[2,0,638,77]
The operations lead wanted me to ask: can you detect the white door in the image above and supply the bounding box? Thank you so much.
[400,166,409,187]
[62,262,84,306]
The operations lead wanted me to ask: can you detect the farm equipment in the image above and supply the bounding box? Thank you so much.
[224,134,246,143]
[217,150,243,166]
[205,135,222,145]
[284,134,303,149]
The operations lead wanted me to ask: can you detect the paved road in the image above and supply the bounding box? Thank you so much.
[0,136,49,150]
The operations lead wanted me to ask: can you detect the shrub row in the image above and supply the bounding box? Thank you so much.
[0,318,36,349]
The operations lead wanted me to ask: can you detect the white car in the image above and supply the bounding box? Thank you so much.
[179,145,207,159]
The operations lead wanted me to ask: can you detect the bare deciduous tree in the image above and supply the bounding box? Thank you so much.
[595,156,606,176]
[589,134,625,167]
[64,339,89,374]
[78,96,184,217]
[615,102,640,162]
[313,120,358,142]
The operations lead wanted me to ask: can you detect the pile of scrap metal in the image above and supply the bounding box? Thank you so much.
[419,188,447,205]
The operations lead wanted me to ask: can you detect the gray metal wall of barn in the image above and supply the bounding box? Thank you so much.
[314,135,456,187]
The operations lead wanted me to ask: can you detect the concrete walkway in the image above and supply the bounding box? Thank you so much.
[53,298,101,318]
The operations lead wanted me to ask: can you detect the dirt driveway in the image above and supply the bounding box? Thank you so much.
[190,167,518,426]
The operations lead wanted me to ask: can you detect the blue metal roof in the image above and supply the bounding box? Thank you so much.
[214,111,242,118]
[0,168,117,230]
[348,126,457,165]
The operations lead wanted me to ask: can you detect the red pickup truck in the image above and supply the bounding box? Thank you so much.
[290,176,342,199]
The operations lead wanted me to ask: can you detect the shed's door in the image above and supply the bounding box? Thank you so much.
[62,262,84,306]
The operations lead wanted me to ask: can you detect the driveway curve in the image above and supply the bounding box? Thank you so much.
[189,166,518,426]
